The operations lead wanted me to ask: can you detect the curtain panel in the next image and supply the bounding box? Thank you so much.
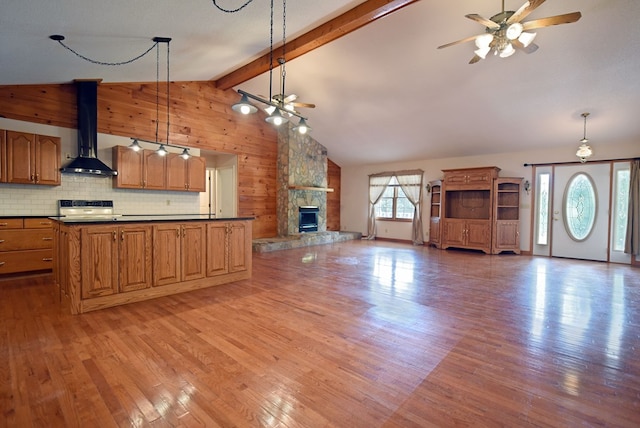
[625,159,640,255]
[366,175,392,240]
[367,170,424,244]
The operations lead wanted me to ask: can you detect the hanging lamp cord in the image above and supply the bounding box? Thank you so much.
[51,37,158,66]
[166,41,171,145]
[211,0,255,13]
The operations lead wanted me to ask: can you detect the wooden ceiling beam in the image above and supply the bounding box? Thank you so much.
[214,0,420,90]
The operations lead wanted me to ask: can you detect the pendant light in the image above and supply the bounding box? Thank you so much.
[230,0,311,134]
[576,112,593,163]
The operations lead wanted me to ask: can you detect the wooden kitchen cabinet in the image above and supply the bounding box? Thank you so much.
[492,178,522,254]
[80,224,152,298]
[153,223,182,286]
[0,217,54,275]
[56,218,252,314]
[166,153,206,192]
[114,146,203,192]
[153,222,206,285]
[4,131,60,185]
[112,146,167,189]
[0,130,6,182]
[113,145,143,188]
[181,222,206,281]
[206,221,250,277]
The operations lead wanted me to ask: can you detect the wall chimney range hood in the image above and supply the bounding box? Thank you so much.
[60,80,117,176]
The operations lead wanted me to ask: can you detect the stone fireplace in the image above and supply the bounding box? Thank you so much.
[276,125,328,236]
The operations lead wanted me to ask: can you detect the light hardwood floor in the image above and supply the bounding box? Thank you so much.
[1,240,639,427]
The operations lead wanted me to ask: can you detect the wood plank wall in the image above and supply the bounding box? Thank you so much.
[327,159,341,231]
[0,81,340,239]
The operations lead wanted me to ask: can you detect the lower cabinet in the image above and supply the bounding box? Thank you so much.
[152,222,206,286]
[0,217,54,275]
[206,222,250,277]
[80,224,152,298]
[442,219,491,254]
[55,219,252,314]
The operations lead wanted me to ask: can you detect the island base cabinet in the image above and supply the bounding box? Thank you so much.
[57,219,252,314]
[206,221,250,277]
[80,225,152,299]
[153,224,182,286]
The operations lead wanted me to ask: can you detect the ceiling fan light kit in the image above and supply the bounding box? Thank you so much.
[438,0,581,64]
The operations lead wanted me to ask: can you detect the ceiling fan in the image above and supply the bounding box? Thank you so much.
[437,0,582,64]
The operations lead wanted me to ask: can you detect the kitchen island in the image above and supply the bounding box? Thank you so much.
[53,215,253,314]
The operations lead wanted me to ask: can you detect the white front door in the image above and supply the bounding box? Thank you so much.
[551,164,610,261]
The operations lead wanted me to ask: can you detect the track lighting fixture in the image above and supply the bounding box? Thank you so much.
[128,138,191,159]
[230,0,313,134]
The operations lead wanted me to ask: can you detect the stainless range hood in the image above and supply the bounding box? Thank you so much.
[60,80,117,176]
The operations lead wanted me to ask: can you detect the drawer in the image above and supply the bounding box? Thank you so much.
[24,218,54,229]
[0,219,24,229]
[0,249,54,274]
[0,230,54,251]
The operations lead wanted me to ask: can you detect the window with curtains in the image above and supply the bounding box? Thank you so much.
[374,176,415,221]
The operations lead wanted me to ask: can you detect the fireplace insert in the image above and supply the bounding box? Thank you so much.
[299,206,319,233]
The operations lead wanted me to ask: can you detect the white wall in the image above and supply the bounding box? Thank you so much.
[340,140,640,250]
[0,118,202,216]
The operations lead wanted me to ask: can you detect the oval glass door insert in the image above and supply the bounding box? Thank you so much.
[563,172,597,241]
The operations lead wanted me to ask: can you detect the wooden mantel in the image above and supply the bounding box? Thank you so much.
[289,186,334,192]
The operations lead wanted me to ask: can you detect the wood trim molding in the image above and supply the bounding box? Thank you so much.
[214,0,420,90]
[289,186,334,192]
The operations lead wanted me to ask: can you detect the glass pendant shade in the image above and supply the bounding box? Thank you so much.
[499,43,515,58]
[576,143,593,163]
[518,31,536,47]
[265,109,288,126]
[157,144,168,156]
[232,94,258,114]
[129,139,142,152]
[506,23,524,40]
[475,46,491,59]
[475,33,494,49]
[293,118,311,134]
[180,148,190,159]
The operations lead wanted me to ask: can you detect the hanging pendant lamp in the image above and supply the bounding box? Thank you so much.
[576,112,593,163]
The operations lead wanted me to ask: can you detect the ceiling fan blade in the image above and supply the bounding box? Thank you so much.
[283,94,298,103]
[469,55,482,64]
[522,11,581,31]
[512,39,539,54]
[292,102,315,108]
[507,0,546,25]
[465,14,500,30]
[437,34,481,49]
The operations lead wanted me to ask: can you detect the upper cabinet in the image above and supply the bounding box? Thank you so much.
[113,146,205,192]
[166,153,206,192]
[1,130,60,186]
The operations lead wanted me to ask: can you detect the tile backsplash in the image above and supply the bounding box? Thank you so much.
[0,174,201,216]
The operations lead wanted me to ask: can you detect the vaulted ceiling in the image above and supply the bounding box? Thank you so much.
[1,0,639,166]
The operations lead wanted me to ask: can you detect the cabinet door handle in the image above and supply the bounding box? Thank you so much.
[113,231,117,241]
[121,230,124,241]
[0,262,5,266]
[0,240,4,244]
[176,228,180,237]
[42,237,53,241]
[0,223,7,227]
[42,258,53,262]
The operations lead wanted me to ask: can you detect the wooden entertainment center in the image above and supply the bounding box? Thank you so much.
[429,166,522,254]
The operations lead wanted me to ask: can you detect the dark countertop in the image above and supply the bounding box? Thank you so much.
[50,214,254,224]
[0,215,58,218]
